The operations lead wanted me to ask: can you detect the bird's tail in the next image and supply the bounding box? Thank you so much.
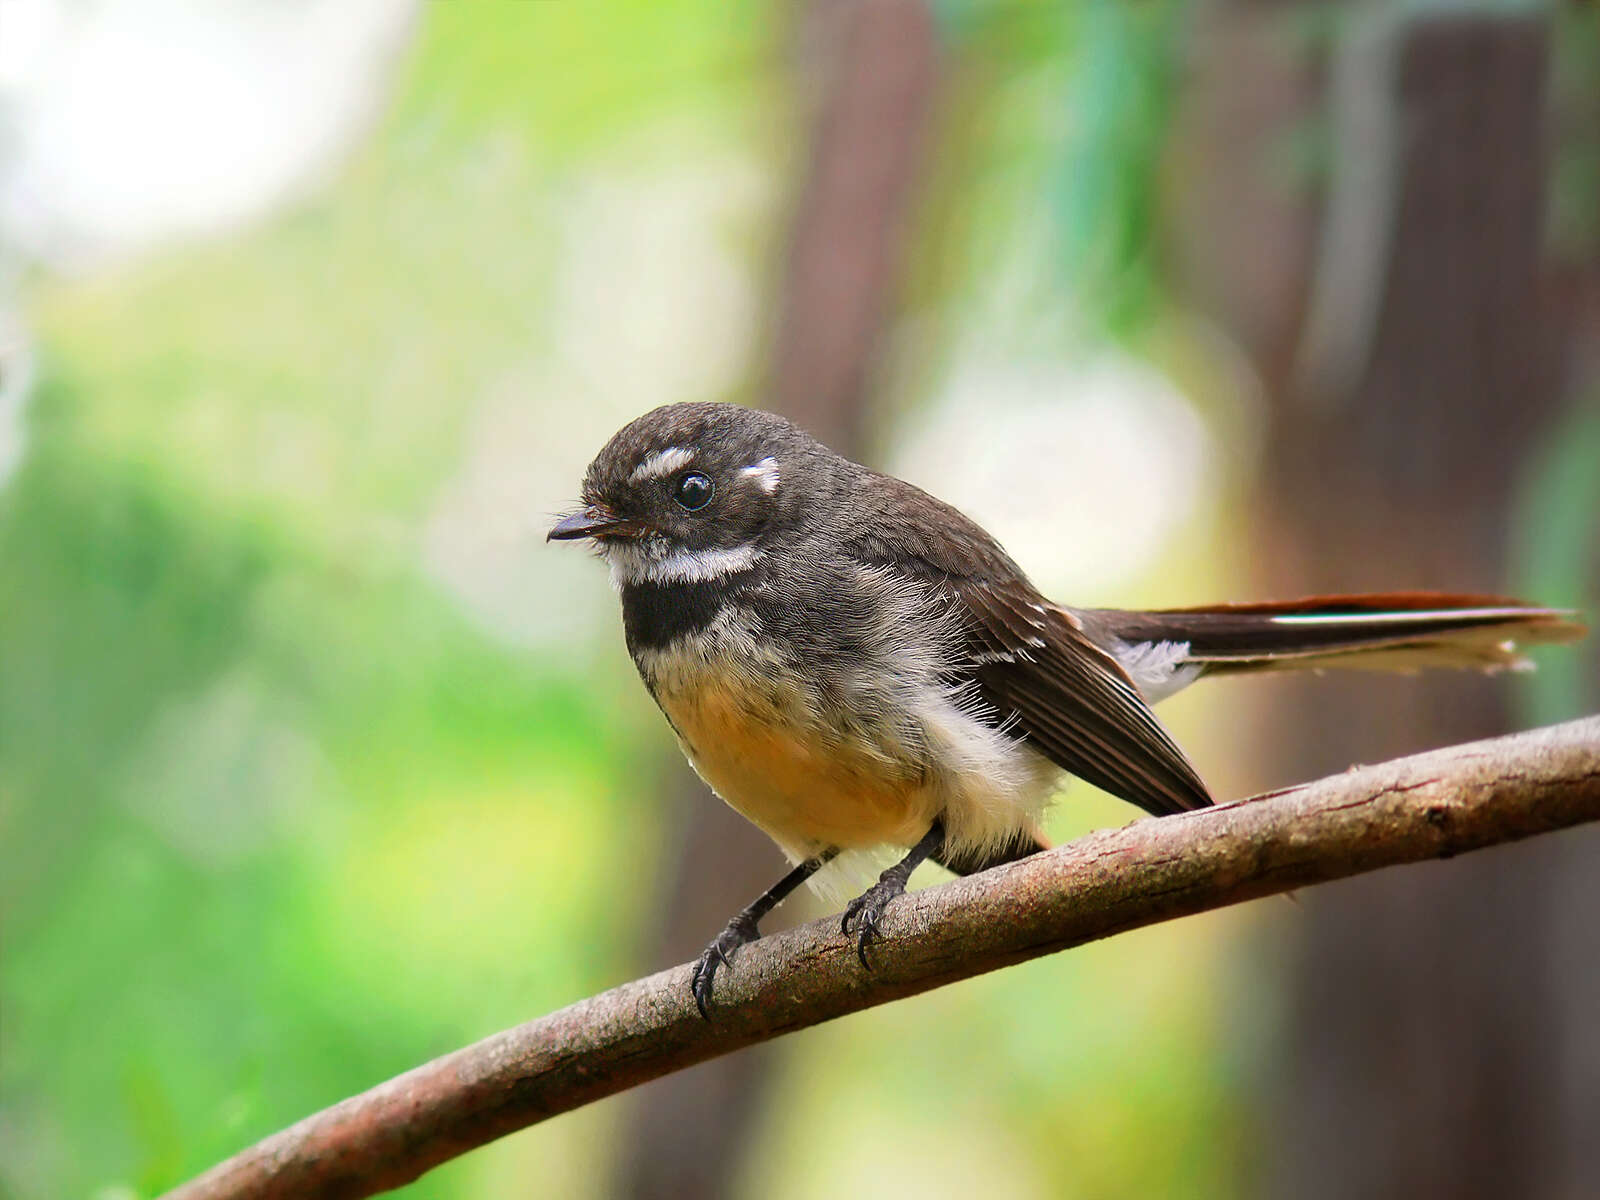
[1089,593,1585,693]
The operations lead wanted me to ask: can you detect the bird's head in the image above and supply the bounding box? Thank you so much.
[548,402,816,587]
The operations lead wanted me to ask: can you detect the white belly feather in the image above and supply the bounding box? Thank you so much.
[635,605,1058,864]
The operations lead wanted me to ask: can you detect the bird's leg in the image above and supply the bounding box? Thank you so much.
[692,849,837,1019]
[841,820,946,969]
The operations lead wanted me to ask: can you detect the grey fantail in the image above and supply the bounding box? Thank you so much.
[549,401,1584,1016]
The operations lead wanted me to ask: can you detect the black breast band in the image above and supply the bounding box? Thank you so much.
[621,570,756,654]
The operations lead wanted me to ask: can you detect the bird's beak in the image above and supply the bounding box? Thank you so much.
[546,504,641,542]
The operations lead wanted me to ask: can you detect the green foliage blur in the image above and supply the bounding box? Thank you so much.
[3,3,1591,1199]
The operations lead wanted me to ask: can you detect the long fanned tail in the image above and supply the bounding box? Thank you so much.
[1085,593,1586,700]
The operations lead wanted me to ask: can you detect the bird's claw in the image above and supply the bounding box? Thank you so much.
[841,877,905,970]
[691,915,759,1019]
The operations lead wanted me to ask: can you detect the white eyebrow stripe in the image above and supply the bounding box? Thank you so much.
[630,446,695,484]
[739,457,779,493]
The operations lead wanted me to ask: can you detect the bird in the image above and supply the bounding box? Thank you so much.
[548,401,1584,1016]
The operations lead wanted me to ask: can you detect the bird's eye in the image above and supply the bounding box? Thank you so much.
[673,471,714,511]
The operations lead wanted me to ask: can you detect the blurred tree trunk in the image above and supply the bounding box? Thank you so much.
[613,3,940,1197]
[1173,8,1600,1198]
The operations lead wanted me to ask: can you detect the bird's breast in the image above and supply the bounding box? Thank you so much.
[633,615,940,858]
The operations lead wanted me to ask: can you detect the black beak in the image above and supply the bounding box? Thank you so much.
[546,505,640,542]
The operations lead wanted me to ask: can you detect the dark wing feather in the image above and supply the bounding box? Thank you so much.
[959,579,1212,816]
[842,473,1213,818]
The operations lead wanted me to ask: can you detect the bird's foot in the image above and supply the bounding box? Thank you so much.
[691,913,761,1019]
[840,874,910,970]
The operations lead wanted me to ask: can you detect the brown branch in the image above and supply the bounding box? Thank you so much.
[165,716,1600,1200]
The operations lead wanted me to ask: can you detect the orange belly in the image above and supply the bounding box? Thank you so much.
[656,675,936,858]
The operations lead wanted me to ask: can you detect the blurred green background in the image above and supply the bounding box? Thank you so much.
[2,2,1596,1198]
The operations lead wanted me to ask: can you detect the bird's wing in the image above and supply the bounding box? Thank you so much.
[843,474,1213,818]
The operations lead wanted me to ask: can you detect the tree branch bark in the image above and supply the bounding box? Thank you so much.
[166,715,1600,1200]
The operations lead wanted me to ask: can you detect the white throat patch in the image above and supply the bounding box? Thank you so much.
[608,540,762,588]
